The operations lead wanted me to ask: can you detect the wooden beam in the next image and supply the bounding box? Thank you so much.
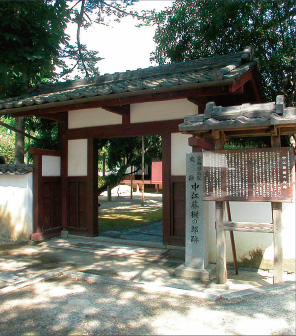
[229,69,253,93]
[67,119,183,140]
[223,221,274,233]
[28,147,62,156]
[188,137,214,150]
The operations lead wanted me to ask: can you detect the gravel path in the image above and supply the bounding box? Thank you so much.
[0,276,294,335]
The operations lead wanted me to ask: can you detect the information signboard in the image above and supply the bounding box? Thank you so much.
[203,147,295,202]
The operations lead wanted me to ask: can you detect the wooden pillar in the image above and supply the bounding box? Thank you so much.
[162,133,171,244]
[58,114,68,232]
[271,134,283,283]
[214,131,227,284]
[86,138,98,236]
[216,201,226,283]
[31,153,43,240]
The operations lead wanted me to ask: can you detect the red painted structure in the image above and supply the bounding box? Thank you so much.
[0,49,263,244]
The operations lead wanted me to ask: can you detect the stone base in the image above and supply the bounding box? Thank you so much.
[60,230,69,239]
[175,263,216,282]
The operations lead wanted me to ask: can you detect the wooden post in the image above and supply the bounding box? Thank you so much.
[130,166,133,199]
[271,134,283,283]
[215,132,227,284]
[141,136,145,206]
[216,201,227,283]
[272,202,283,283]
[226,201,238,275]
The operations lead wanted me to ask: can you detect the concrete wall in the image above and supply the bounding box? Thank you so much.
[0,173,33,241]
[206,197,296,272]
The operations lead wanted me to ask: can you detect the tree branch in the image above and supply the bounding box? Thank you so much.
[77,0,89,77]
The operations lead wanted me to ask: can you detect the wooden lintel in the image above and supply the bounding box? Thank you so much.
[28,147,62,156]
[67,118,183,140]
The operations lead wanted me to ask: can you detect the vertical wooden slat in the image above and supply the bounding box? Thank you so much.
[162,133,171,244]
[271,134,283,283]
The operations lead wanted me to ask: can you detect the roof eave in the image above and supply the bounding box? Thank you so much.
[0,78,236,117]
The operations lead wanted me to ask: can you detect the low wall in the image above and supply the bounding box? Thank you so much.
[205,198,296,272]
[0,171,33,241]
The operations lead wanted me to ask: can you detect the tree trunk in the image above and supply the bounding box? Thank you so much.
[15,117,25,164]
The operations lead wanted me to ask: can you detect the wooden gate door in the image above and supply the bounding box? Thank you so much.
[30,148,63,241]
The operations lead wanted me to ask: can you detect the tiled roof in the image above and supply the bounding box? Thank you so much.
[0,47,258,114]
[179,96,296,133]
[0,164,33,175]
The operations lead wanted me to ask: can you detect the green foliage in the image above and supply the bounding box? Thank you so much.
[0,118,15,164]
[0,0,69,98]
[97,136,162,194]
[152,0,296,105]
[0,0,140,160]
[225,137,270,149]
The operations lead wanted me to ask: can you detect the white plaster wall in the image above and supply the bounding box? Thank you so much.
[206,197,296,272]
[68,139,88,176]
[68,108,122,129]
[42,156,61,177]
[171,133,192,175]
[131,99,198,123]
[0,173,33,240]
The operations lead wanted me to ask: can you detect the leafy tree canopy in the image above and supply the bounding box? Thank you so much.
[151,0,296,105]
[0,0,141,162]
[0,0,69,98]
[97,136,162,195]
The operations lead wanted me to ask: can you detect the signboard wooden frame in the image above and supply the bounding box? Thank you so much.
[202,147,295,202]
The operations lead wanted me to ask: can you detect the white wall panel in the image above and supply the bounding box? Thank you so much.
[171,133,191,175]
[68,108,122,129]
[42,156,61,176]
[131,99,198,123]
[68,139,88,176]
[0,173,33,240]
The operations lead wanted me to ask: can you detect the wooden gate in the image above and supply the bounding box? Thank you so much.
[30,148,63,241]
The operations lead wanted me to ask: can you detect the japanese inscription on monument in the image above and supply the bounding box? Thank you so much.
[203,147,295,202]
[185,153,206,269]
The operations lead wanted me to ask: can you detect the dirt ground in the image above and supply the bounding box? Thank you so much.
[0,276,295,335]
[0,240,295,335]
